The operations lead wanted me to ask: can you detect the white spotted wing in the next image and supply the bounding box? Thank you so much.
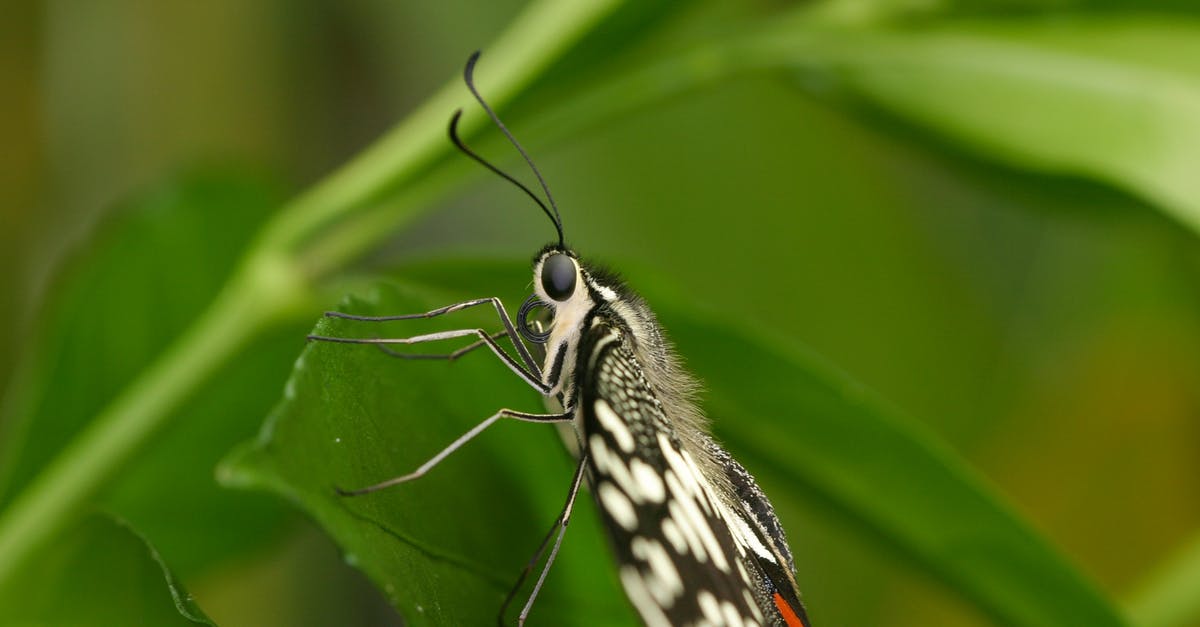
[578,321,809,627]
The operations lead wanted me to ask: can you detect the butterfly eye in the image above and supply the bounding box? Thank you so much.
[541,253,576,301]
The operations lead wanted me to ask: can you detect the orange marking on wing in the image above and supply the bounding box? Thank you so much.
[773,592,805,627]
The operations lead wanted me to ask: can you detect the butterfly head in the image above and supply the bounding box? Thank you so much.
[525,246,592,347]
[533,246,579,304]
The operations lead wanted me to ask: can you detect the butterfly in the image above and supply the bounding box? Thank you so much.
[311,51,812,627]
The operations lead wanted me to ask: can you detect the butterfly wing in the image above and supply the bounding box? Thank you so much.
[578,321,806,626]
[715,444,811,627]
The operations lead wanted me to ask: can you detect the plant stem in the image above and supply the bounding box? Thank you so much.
[0,252,306,590]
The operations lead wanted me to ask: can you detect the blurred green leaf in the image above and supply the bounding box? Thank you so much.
[0,513,213,626]
[671,312,1127,627]
[225,262,1127,626]
[221,278,637,627]
[0,170,298,576]
[791,16,1200,235]
[472,13,1200,245]
[1126,530,1200,627]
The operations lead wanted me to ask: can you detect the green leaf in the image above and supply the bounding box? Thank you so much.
[0,513,213,626]
[788,16,1200,235]
[0,170,297,576]
[221,277,637,627]
[458,14,1200,247]
[226,262,1126,626]
[1126,530,1200,627]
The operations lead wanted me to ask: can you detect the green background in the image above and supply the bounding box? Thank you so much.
[2,1,1199,625]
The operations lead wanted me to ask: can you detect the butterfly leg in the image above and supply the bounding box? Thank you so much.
[336,408,572,496]
[323,297,539,373]
[497,451,588,626]
[372,329,509,361]
[308,328,550,393]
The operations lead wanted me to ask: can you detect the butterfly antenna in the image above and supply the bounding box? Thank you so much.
[457,50,564,247]
[447,111,562,246]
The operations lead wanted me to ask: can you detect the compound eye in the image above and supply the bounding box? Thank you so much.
[541,253,577,301]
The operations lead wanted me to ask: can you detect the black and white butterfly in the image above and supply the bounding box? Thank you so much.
[311,51,812,627]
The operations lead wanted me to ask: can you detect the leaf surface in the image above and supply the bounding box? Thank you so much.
[222,277,637,626]
[0,514,213,626]
[790,17,1200,235]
